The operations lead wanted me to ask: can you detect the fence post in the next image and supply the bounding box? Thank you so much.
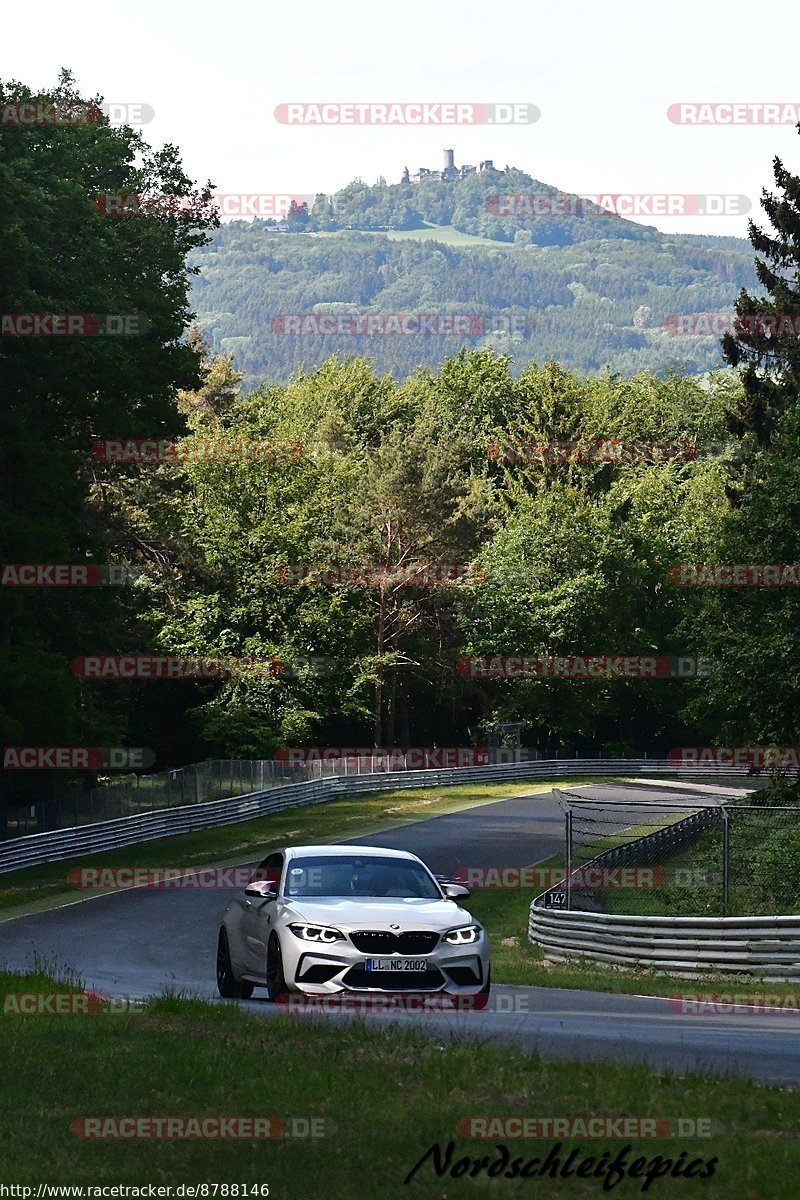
[722,807,730,917]
[565,807,573,911]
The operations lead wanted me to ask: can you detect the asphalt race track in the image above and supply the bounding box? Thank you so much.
[2,779,798,1086]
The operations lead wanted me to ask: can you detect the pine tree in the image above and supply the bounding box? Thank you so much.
[722,131,800,450]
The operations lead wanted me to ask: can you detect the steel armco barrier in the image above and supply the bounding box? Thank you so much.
[527,907,800,982]
[0,758,749,874]
[528,787,800,980]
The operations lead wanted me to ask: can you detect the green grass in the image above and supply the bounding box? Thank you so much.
[0,779,600,918]
[0,968,797,1195]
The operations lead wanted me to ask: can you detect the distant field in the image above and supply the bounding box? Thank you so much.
[313,222,514,248]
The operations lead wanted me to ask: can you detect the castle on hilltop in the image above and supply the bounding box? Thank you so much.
[401,149,496,185]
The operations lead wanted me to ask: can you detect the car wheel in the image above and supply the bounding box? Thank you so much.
[217,929,254,1000]
[266,932,287,1001]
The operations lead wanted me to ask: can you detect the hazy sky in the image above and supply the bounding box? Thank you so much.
[5,0,800,236]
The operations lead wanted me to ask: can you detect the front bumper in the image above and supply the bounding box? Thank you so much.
[283,932,489,995]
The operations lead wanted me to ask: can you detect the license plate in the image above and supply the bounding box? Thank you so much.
[365,958,427,972]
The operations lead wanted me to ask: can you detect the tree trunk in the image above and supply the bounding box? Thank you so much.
[387,662,397,748]
[373,590,386,746]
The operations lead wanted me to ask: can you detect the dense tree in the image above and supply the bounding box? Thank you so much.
[0,71,216,808]
[189,218,757,387]
[104,349,736,758]
[722,127,800,454]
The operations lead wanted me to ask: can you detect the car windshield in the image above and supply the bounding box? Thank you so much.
[284,855,442,899]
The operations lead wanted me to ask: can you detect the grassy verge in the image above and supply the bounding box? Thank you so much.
[0,779,601,918]
[0,968,797,1195]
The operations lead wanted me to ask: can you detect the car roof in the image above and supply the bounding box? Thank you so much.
[281,844,422,862]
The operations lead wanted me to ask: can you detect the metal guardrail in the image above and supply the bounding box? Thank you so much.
[528,785,800,980]
[0,758,749,874]
[527,907,800,981]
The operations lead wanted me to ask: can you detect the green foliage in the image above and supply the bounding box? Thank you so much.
[0,71,216,799]
[106,349,738,757]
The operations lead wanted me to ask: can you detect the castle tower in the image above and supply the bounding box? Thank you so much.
[401,165,410,184]
[443,148,455,172]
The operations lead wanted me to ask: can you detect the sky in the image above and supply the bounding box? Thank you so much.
[4,0,800,237]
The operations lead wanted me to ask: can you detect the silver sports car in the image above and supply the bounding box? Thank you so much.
[217,844,490,1000]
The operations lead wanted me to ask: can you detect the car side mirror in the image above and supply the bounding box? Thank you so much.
[443,882,470,900]
[244,881,278,899]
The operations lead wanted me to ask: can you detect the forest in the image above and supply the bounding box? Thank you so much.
[3,73,800,804]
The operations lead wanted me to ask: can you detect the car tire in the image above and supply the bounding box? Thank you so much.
[217,929,254,1000]
[266,932,287,1001]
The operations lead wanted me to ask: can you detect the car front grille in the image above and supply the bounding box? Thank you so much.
[349,930,440,955]
[342,966,445,991]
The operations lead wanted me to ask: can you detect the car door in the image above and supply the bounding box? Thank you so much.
[239,852,283,973]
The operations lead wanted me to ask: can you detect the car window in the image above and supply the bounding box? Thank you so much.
[284,855,442,899]
[253,852,283,891]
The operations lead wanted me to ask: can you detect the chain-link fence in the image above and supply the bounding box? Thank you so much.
[554,789,800,917]
[1,759,336,839]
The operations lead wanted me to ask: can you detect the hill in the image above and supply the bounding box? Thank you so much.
[189,167,759,385]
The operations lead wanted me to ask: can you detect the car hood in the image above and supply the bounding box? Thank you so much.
[283,896,473,931]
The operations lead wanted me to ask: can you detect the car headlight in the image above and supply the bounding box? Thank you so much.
[443,924,481,945]
[288,923,345,943]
